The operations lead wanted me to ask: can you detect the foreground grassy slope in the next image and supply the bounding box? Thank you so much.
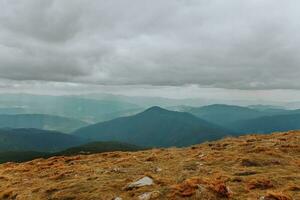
[0,131,299,199]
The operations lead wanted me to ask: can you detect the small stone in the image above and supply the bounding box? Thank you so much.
[155,167,162,172]
[111,167,127,173]
[138,191,160,200]
[125,176,154,190]
[198,154,205,158]
[114,197,122,200]
[138,192,152,200]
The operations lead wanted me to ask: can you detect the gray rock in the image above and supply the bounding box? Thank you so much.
[125,176,154,190]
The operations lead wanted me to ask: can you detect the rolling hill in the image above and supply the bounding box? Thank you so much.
[0,151,50,164]
[0,141,141,163]
[232,113,300,134]
[73,106,231,147]
[0,107,26,115]
[57,141,141,156]
[0,114,88,133]
[0,128,87,152]
[186,104,265,127]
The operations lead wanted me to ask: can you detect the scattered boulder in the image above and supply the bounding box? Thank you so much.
[125,176,154,190]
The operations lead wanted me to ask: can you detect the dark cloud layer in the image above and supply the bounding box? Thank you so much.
[0,0,300,89]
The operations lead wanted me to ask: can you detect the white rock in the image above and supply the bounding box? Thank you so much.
[155,167,162,172]
[126,176,154,189]
[114,197,122,200]
[198,154,205,158]
[138,192,152,200]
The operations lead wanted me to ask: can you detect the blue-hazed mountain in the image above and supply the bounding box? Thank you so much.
[72,106,231,147]
[0,107,26,115]
[247,104,293,115]
[186,104,267,128]
[0,128,87,152]
[231,113,300,134]
[0,114,88,133]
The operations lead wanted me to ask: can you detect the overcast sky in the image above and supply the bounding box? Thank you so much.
[0,0,299,100]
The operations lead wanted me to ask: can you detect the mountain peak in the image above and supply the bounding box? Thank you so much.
[143,106,168,113]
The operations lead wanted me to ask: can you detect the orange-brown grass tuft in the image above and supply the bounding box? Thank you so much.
[208,180,231,198]
[263,191,293,200]
[171,177,205,197]
[247,178,274,190]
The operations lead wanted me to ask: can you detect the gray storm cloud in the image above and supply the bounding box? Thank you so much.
[0,0,300,89]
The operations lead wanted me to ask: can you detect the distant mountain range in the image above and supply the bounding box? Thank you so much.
[181,104,300,134]
[73,106,231,147]
[0,114,88,133]
[1,102,300,164]
[0,94,142,123]
[231,113,300,134]
[186,104,265,127]
[0,128,86,152]
[0,107,26,115]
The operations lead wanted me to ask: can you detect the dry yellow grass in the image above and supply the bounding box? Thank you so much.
[0,131,299,200]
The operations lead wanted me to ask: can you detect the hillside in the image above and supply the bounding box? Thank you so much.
[73,106,230,147]
[0,151,50,164]
[0,131,299,199]
[0,128,86,152]
[0,141,141,164]
[0,114,88,133]
[57,141,142,156]
[232,113,300,134]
